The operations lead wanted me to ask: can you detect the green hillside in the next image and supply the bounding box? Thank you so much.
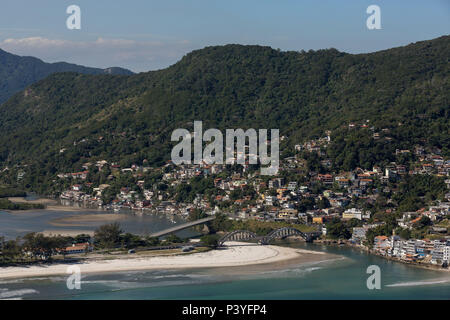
[0,36,448,191]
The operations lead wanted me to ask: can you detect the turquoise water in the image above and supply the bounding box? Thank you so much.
[1,243,449,300]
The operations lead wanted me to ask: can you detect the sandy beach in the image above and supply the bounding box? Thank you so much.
[45,205,101,212]
[0,242,331,280]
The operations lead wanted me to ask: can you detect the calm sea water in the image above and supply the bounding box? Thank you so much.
[1,209,449,300]
[0,208,192,239]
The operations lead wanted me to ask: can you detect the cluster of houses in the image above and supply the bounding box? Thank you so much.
[55,145,450,224]
[372,236,450,266]
[60,185,104,207]
[295,130,331,154]
[410,147,450,176]
[397,204,450,231]
[349,200,450,246]
[50,129,450,266]
[163,163,224,181]
[349,200,450,267]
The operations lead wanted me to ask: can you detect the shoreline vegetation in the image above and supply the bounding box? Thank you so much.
[0,198,45,211]
[1,197,449,274]
[3,197,102,213]
[0,189,44,210]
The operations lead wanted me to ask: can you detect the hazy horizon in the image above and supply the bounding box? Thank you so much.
[1,0,449,72]
[1,34,449,74]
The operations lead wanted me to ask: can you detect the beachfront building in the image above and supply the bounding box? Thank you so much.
[389,236,402,257]
[63,243,93,255]
[351,227,367,244]
[431,240,450,265]
[374,236,390,255]
[443,245,450,265]
[397,240,418,261]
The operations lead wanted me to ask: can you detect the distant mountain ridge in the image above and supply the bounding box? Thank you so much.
[0,48,134,104]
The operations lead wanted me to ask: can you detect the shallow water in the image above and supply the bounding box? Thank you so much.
[0,209,194,239]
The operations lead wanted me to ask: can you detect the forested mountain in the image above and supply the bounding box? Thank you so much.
[0,36,448,187]
[0,48,134,104]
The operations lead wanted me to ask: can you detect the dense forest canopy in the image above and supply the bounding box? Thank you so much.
[0,48,133,104]
[0,36,448,187]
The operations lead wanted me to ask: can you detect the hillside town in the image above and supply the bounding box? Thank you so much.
[49,125,450,269]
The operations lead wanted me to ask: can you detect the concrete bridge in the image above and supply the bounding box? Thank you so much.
[149,216,215,238]
[218,227,321,246]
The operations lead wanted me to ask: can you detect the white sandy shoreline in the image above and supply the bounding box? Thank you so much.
[0,242,327,280]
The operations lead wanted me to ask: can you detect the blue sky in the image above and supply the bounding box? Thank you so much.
[0,0,448,72]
